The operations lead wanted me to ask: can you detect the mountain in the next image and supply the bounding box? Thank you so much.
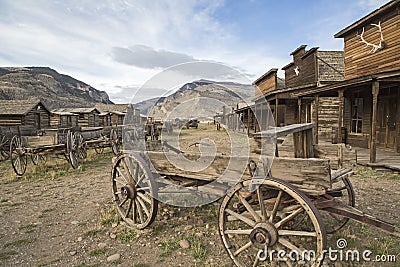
[0,67,113,110]
[134,80,254,119]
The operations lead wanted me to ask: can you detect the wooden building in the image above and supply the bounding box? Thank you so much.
[99,112,112,127]
[0,99,50,129]
[295,0,400,162]
[53,107,100,127]
[253,46,344,139]
[50,111,78,128]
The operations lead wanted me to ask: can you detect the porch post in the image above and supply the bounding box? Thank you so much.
[338,90,344,144]
[275,97,278,126]
[370,80,379,163]
[297,98,302,123]
[314,95,319,144]
[247,108,250,135]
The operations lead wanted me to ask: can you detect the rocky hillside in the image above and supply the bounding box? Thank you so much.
[135,80,254,118]
[0,67,113,110]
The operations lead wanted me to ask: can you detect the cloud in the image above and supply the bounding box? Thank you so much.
[111,45,195,69]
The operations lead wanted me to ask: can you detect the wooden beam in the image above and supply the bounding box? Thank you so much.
[338,90,344,144]
[297,98,302,123]
[275,97,278,126]
[314,95,319,144]
[370,81,379,163]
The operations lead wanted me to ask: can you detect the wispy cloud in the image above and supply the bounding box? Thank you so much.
[111,45,195,69]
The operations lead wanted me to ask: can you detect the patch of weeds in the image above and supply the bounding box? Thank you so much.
[4,238,35,248]
[84,228,104,237]
[116,229,136,242]
[191,238,208,261]
[158,240,179,259]
[18,223,37,233]
[99,207,120,227]
[0,250,17,260]
[133,264,150,267]
[88,248,107,257]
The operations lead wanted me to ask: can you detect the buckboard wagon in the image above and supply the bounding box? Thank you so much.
[5,127,81,176]
[110,123,399,266]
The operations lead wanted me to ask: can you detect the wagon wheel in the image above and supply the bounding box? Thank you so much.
[322,176,355,234]
[111,153,158,229]
[31,153,47,165]
[75,132,87,159]
[0,134,9,161]
[66,130,79,169]
[110,128,121,155]
[10,135,28,176]
[219,177,326,267]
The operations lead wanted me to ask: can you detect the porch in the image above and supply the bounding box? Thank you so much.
[356,146,400,172]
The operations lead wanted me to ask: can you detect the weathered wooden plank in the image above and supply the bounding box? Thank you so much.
[146,151,330,195]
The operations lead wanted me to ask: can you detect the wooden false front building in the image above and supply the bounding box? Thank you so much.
[50,110,78,128]
[253,46,344,139]
[295,0,400,162]
[0,99,50,129]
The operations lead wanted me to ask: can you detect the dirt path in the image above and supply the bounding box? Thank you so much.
[0,149,399,267]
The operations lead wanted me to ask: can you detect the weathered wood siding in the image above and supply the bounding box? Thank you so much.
[343,8,400,79]
[314,97,339,139]
[0,115,23,126]
[284,48,317,88]
[317,51,345,82]
[284,100,297,125]
[22,103,50,129]
[50,114,78,128]
[256,74,276,97]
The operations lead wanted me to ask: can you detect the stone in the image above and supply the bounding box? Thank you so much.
[107,253,121,262]
[69,250,77,256]
[98,243,107,249]
[179,239,190,249]
[77,237,83,242]
[110,233,116,239]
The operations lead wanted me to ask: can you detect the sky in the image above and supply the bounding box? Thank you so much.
[0,0,390,103]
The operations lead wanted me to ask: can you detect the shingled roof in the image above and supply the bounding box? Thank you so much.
[53,107,100,114]
[94,103,129,114]
[0,99,48,115]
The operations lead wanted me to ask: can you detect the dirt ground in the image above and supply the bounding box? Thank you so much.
[0,127,399,267]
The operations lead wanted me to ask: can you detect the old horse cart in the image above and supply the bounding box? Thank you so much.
[110,123,400,266]
[5,127,83,176]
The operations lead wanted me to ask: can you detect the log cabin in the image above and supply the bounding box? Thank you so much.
[53,107,100,127]
[294,0,400,162]
[50,110,78,128]
[0,99,50,129]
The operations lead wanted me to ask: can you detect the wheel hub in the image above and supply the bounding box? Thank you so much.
[250,222,278,249]
[121,184,137,199]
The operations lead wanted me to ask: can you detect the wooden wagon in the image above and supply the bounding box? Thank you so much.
[7,127,82,176]
[110,123,399,266]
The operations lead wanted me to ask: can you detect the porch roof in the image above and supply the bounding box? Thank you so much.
[292,69,400,97]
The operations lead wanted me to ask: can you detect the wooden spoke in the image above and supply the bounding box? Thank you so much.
[137,192,152,204]
[233,241,252,256]
[269,190,282,222]
[274,207,304,228]
[136,199,144,223]
[224,229,252,235]
[237,192,261,222]
[125,199,133,218]
[278,230,318,237]
[119,197,129,207]
[136,196,150,217]
[257,187,267,221]
[252,255,259,267]
[278,237,304,255]
[225,208,256,227]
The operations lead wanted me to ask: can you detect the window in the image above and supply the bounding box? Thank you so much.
[351,98,363,133]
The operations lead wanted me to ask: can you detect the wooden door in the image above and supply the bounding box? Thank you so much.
[376,97,397,148]
[34,113,41,129]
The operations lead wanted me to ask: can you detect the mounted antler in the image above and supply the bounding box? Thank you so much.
[357,21,385,54]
